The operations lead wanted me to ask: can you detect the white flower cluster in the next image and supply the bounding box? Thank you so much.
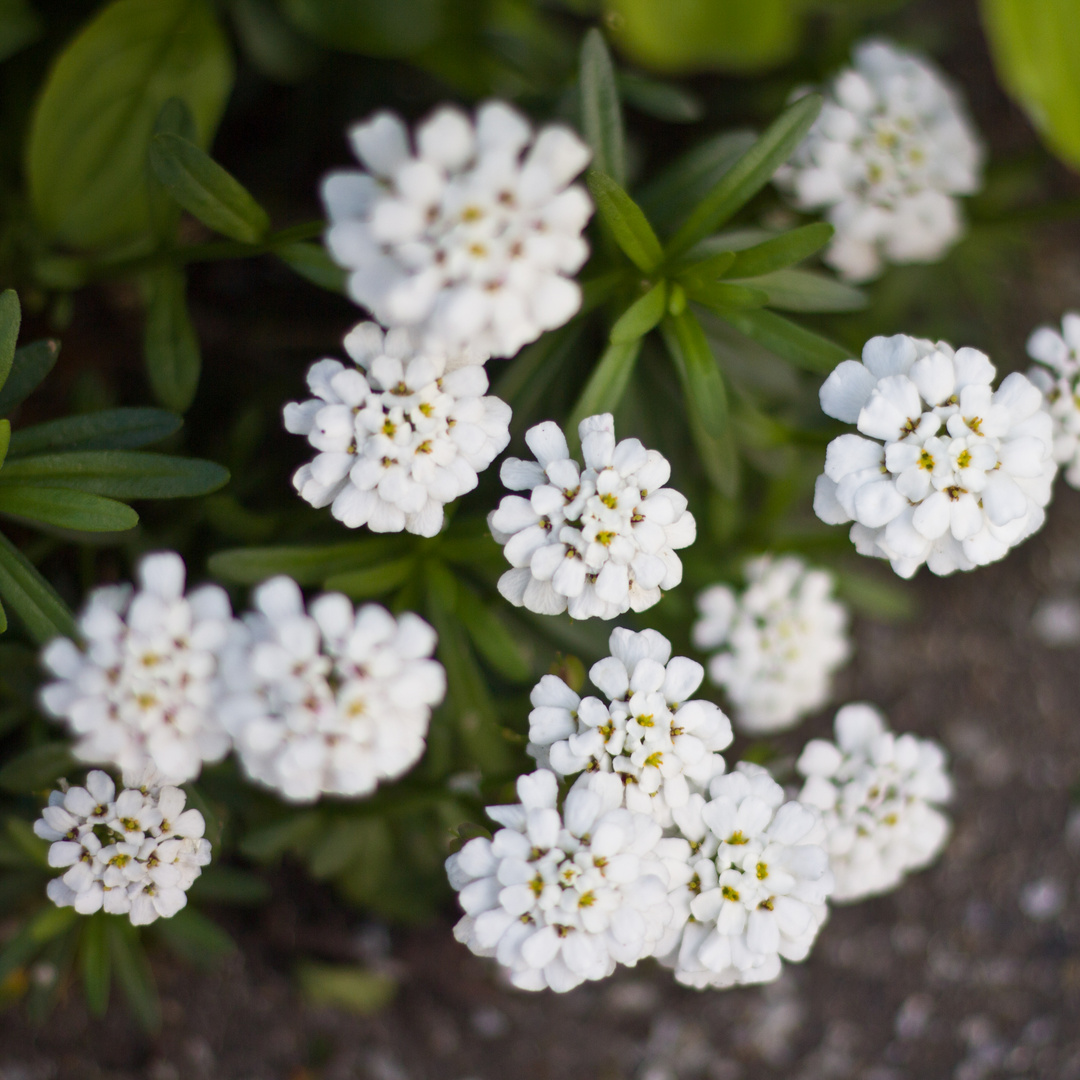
[693,556,850,735]
[776,39,983,282]
[285,322,511,537]
[219,576,446,803]
[40,553,233,785]
[527,627,732,825]
[1027,313,1080,489]
[664,763,833,988]
[490,415,696,619]
[323,101,592,360]
[35,769,210,925]
[814,334,1055,578]
[797,704,952,902]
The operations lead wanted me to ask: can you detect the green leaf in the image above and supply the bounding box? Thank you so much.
[617,71,703,123]
[834,568,915,620]
[716,307,850,373]
[229,0,319,83]
[666,94,822,259]
[7,409,182,458]
[0,450,228,500]
[568,339,643,434]
[586,170,664,273]
[0,906,76,987]
[683,281,769,310]
[580,29,626,187]
[149,131,270,243]
[274,241,347,293]
[0,290,20,396]
[456,585,531,683]
[5,817,50,869]
[728,268,866,313]
[297,963,396,1014]
[323,558,415,599]
[80,914,111,1018]
[188,866,271,905]
[723,222,834,279]
[0,487,139,533]
[666,310,728,438]
[0,743,75,793]
[144,265,201,413]
[26,0,235,250]
[0,421,9,473]
[240,810,323,861]
[609,281,667,345]
[107,919,161,1034]
[209,539,400,585]
[279,0,445,56]
[153,908,235,967]
[0,340,60,419]
[0,531,77,643]
[982,0,1080,169]
[147,97,197,240]
[0,597,7,635]
[0,0,42,63]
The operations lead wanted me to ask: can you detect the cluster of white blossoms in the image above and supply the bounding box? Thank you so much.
[814,334,1055,578]
[322,101,592,361]
[285,322,511,537]
[36,769,210,925]
[776,39,983,282]
[527,627,732,826]
[218,576,446,803]
[39,553,233,785]
[797,704,952,902]
[1026,313,1080,489]
[692,556,850,735]
[490,414,696,619]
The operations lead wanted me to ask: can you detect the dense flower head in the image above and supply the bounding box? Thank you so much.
[693,556,850,735]
[489,414,696,619]
[661,763,833,989]
[322,101,593,360]
[36,768,210,925]
[447,769,686,992]
[813,334,1055,578]
[218,577,445,803]
[39,553,233,785]
[797,703,952,902]
[1026,312,1080,489]
[284,322,511,537]
[776,39,983,281]
[527,627,732,826]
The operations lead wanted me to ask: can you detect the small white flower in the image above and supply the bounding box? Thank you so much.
[446,769,683,992]
[37,770,209,925]
[527,627,732,826]
[796,703,952,902]
[285,322,511,537]
[323,101,593,360]
[218,576,446,803]
[39,552,235,785]
[661,762,833,989]
[1026,312,1080,489]
[490,414,696,619]
[693,556,850,735]
[814,334,1056,578]
[776,39,983,281]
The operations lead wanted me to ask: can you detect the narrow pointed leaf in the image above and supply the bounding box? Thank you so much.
[617,72,703,123]
[0,340,59,419]
[675,250,735,282]
[0,742,75,792]
[323,558,415,598]
[667,94,822,258]
[274,241,347,293]
[0,290,20,394]
[147,97,197,240]
[0,597,7,634]
[107,920,161,1034]
[580,29,626,186]
[209,539,400,585]
[8,409,182,458]
[728,269,866,313]
[587,170,664,273]
[568,339,642,435]
[716,307,850,373]
[456,585,532,683]
[723,222,834,278]
[149,131,270,243]
[0,531,76,643]
[153,908,235,968]
[609,281,667,345]
[0,487,139,532]
[684,281,769,310]
[81,914,111,1018]
[0,421,9,472]
[144,266,201,413]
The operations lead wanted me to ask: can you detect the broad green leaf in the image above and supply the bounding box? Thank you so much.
[0,0,41,63]
[0,290,20,395]
[8,409,182,458]
[617,71,703,123]
[80,914,111,1018]
[716,307,850,373]
[209,539,400,585]
[153,908,235,967]
[0,487,139,532]
[149,132,270,243]
[580,29,626,187]
[107,920,161,1034]
[26,0,234,250]
[587,170,664,273]
[666,310,728,438]
[0,450,228,500]
[280,0,444,56]
[0,532,75,643]
[230,0,319,83]
[323,558,415,599]
[297,963,396,1014]
[0,340,59,419]
[568,339,643,434]
[0,743,75,793]
[274,241,347,293]
[982,0,1080,169]
[144,266,201,412]
[729,268,866,313]
[723,223,834,279]
[456,585,531,683]
[666,95,822,259]
[610,282,667,345]
[683,281,769,310]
